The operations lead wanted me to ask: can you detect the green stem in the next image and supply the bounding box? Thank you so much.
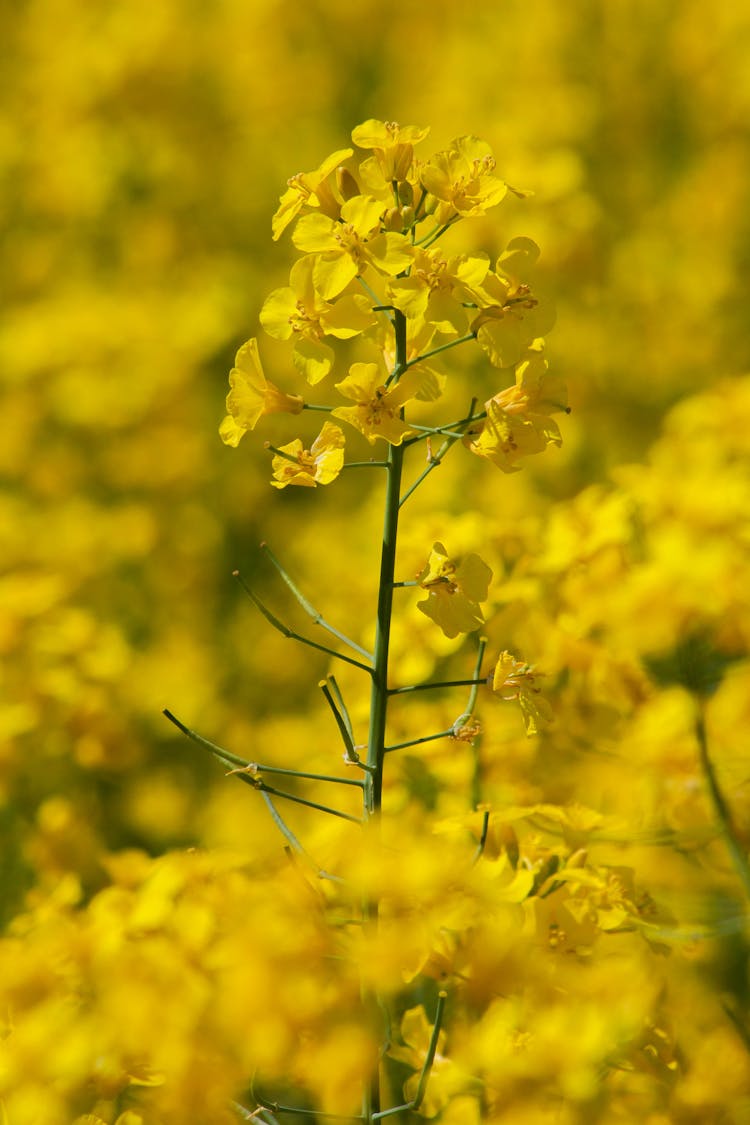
[365,310,409,818]
[362,310,409,1124]
[695,703,750,899]
[405,332,476,367]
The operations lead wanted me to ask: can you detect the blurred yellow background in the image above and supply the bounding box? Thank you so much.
[3,0,750,922]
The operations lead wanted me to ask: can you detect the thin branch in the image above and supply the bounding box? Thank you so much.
[419,214,460,249]
[399,400,480,508]
[162,709,248,768]
[372,992,448,1119]
[405,333,476,368]
[342,460,389,469]
[326,674,354,741]
[320,679,373,772]
[261,793,345,884]
[260,544,374,663]
[232,771,362,824]
[251,762,364,788]
[388,678,484,696]
[385,729,454,753]
[695,704,750,898]
[163,710,360,788]
[233,571,373,673]
[471,810,491,866]
[451,637,488,730]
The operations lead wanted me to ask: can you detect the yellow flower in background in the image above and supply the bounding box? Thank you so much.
[269,421,345,489]
[292,194,414,299]
[416,541,492,638]
[271,146,353,241]
[332,362,429,445]
[219,338,303,447]
[388,1005,473,1117]
[491,651,552,735]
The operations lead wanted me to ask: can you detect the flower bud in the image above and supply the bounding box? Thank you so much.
[336,165,360,201]
[397,180,414,207]
[384,207,404,232]
[422,192,438,216]
[400,205,416,229]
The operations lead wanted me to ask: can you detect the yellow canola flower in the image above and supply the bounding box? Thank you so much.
[420,135,512,224]
[388,247,490,335]
[470,238,556,368]
[351,117,430,182]
[269,421,345,489]
[463,350,565,473]
[292,194,413,300]
[271,146,353,241]
[219,338,303,448]
[416,541,493,638]
[260,255,375,384]
[332,362,428,445]
[491,651,552,736]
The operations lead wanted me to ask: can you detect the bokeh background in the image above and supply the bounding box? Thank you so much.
[3,0,750,927]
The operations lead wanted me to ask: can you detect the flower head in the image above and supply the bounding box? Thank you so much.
[470,238,555,368]
[332,362,430,445]
[272,147,353,240]
[269,421,345,489]
[260,256,375,384]
[420,135,511,224]
[292,195,413,300]
[219,338,303,448]
[352,118,430,184]
[417,542,493,638]
[463,348,565,472]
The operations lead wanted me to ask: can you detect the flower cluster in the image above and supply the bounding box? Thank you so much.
[221,119,567,487]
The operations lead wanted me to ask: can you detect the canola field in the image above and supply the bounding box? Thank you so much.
[2,3,750,1122]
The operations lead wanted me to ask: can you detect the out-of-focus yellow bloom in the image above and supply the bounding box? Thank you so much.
[292,195,413,299]
[389,1004,475,1117]
[272,147,353,241]
[491,651,552,735]
[260,256,375,384]
[269,421,345,489]
[416,541,492,638]
[332,362,427,445]
[219,338,303,447]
